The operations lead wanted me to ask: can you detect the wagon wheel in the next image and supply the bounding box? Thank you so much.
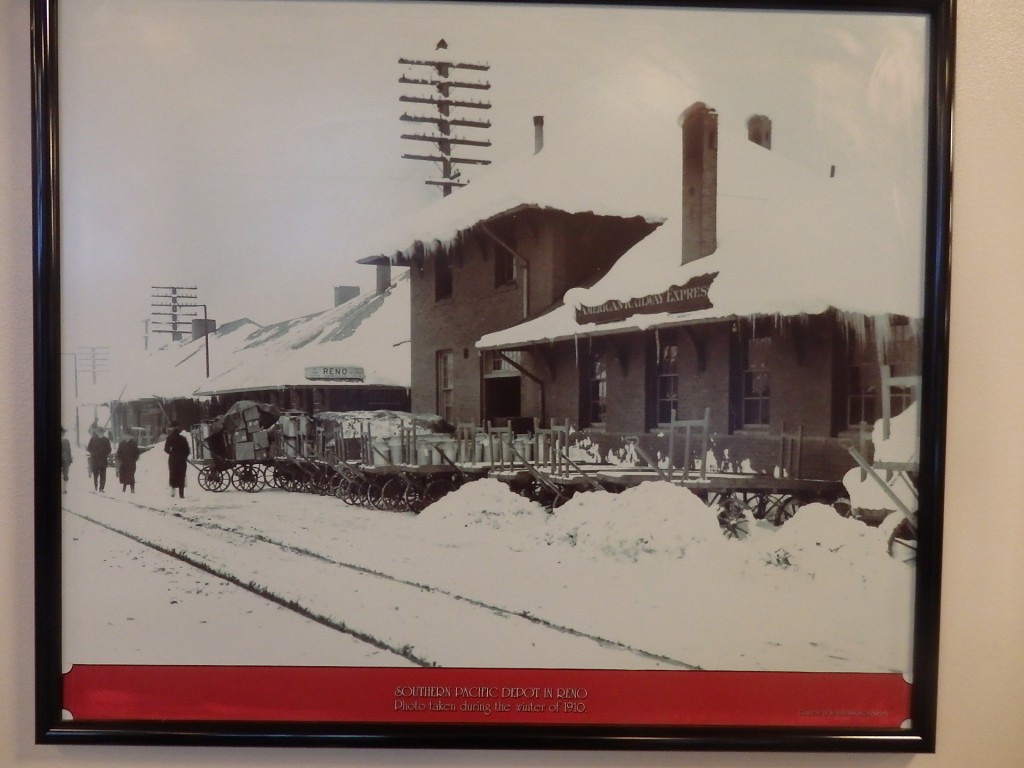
[336,476,366,506]
[716,496,750,540]
[321,470,342,497]
[366,477,393,510]
[377,477,407,511]
[334,475,355,503]
[403,483,425,513]
[231,464,265,492]
[264,464,288,490]
[887,518,918,562]
[763,495,800,526]
[197,466,230,492]
[737,491,771,520]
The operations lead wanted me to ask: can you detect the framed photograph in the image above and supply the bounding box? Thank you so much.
[33,0,954,751]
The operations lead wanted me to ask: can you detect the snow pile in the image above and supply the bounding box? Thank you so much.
[415,479,548,543]
[746,503,893,583]
[843,402,919,514]
[545,482,725,562]
[873,401,920,464]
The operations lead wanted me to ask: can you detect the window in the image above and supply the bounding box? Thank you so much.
[483,350,522,376]
[435,250,452,301]
[884,319,918,418]
[847,364,877,427]
[495,249,516,288]
[742,332,771,427]
[436,350,454,422]
[586,352,607,426]
[657,342,679,425]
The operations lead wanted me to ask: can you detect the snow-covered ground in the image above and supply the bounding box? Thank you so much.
[62,441,916,674]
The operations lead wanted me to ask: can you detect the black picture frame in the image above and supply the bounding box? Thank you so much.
[33,0,954,751]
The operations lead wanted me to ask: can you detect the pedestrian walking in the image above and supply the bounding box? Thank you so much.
[164,422,190,498]
[116,430,141,493]
[60,426,72,494]
[86,428,112,492]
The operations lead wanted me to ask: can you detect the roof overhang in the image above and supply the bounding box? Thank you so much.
[477,306,920,352]
[193,382,409,397]
[356,203,557,267]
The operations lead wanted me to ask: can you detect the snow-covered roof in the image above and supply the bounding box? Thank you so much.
[347,58,924,350]
[479,126,924,350]
[352,60,700,264]
[195,273,411,395]
[104,275,410,403]
[109,318,263,402]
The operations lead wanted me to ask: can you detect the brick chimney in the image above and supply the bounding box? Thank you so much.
[533,115,544,154]
[680,102,718,265]
[376,261,392,294]
[747,114,772,149]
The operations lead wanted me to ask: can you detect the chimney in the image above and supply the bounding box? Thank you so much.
[747,114,772,149]
[376,261,392,294]
[334,285,360,307]
[191,318,216,341]
[680,101,718,265]
[533,115,544,154]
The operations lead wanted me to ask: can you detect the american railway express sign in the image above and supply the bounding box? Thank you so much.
[575,272,717,324]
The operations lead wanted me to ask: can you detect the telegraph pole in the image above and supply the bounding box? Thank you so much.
[151,285,197,342]
[181,302,212,378]
[399,39,492,196]
[77,346,109,386]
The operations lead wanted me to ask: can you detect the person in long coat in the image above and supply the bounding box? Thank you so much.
[116,431,141,493]
[86,428,112,492]
[164,423,190,498]
[60,426,72,494]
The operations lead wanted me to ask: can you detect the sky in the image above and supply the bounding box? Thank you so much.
[55,0,929,383]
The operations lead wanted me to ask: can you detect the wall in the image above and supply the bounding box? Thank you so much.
[409,209,652,424]
[3,2,1024,768]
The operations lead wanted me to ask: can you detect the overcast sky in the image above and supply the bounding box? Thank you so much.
[56,0,929,385]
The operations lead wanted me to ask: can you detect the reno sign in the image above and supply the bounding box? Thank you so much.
[304,365,366,382]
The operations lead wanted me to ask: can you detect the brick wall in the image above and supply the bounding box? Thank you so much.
[409,209,656,425]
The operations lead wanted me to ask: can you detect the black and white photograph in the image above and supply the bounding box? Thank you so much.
[34,0,953,750]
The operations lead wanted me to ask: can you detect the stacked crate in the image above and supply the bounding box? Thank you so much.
[231,403,272,461]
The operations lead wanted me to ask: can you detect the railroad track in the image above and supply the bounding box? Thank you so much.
[66,494,700,670]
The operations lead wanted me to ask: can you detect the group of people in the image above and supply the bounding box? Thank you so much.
[83,426,141,493]
[64,421,191,497]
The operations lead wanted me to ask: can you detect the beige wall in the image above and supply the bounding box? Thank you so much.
[3,0,1022,765]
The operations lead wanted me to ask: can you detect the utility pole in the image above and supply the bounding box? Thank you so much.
[151,285,197,342]
[399,39,492,196]
[61,351,80,446]
[180,302,212,378]
[77,346,109,386]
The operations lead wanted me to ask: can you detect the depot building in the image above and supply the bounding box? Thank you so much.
[358,98,923,479]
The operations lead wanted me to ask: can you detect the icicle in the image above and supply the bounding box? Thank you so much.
[574,333,579,369]
[874,314,888,366]
[655,327,661,365]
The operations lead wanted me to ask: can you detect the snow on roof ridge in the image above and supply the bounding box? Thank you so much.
[197,273,411,394]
